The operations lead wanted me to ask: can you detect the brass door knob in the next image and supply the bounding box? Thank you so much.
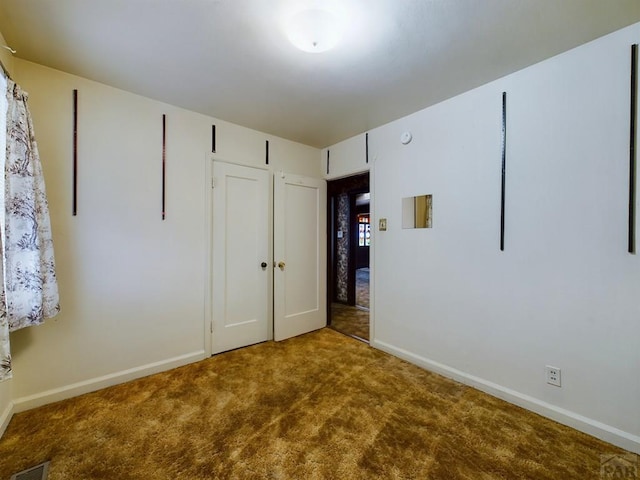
[277,261,286,270]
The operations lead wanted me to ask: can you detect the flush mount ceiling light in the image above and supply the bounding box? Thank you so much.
[285,7,345,53]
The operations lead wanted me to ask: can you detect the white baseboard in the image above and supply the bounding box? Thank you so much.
[12,350,206,414]
[0,400,14,438]
[371,339,640,455]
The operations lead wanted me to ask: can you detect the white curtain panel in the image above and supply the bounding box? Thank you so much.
[0,71,9,381]
[0,78,60,381]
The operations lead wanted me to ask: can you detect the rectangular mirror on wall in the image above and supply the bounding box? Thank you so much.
[402,194,433,229]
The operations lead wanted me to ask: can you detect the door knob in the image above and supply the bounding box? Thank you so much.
[277,261,286,270]
[261,262,268,269]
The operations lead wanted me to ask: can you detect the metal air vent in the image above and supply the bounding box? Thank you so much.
[10,461,50,480]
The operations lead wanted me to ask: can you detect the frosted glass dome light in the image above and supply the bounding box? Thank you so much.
[286,8,344,53]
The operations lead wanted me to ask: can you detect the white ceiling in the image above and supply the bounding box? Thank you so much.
[0,0,639,148]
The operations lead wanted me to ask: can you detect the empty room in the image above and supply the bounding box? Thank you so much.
[0,1,638,478]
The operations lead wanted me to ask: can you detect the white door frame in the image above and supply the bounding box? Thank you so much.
[204,153,214,356]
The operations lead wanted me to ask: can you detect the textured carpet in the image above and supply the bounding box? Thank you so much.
[0,328,628,479]
[355,267,369,309]
[330,303,370,341]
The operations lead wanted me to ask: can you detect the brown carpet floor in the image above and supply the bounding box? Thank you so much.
[0,328,628,479]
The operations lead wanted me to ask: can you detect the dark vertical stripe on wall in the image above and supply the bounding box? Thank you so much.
[265,140,269,165]
[365,133,369,164]
[327,149,330,175]
[162,114,166,221]
[72,89,78,216]
[500,92,507,251]
[212,124,216,153]
[630,44,638,254]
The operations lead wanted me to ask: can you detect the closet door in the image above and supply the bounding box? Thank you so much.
[212,161,269,353]
[273,173,327,341]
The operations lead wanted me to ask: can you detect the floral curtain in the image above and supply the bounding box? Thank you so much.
[0,71,8,381]
[0,78,60,381]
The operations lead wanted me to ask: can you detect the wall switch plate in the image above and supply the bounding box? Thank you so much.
[379,218,387,231]
[546,365,561,387]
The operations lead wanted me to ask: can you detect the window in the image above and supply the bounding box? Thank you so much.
[358,214,370,246]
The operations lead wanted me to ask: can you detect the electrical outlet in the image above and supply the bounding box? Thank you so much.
[546,365,561,387]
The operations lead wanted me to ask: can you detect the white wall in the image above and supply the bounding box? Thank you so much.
[6,59,320,413]
[321,133,369,179]
[362,23,639,453]
[0,29,14,436]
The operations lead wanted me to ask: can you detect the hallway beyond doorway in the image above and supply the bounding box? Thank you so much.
[327,172,370,343]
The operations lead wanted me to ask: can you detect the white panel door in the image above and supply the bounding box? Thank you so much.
[274,173,327,341]
[212,161,269,354]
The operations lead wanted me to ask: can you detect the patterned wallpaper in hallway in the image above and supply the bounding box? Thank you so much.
[336,193,349,303]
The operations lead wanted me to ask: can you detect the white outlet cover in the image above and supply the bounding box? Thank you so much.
[546,365,561,387]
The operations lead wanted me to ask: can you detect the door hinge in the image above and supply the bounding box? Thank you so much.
[210,322,213,333]
[211,178,215,189]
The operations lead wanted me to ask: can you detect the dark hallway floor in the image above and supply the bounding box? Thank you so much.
[331,268,369,341]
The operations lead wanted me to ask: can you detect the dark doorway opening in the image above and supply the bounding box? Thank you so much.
[327,172,370,342]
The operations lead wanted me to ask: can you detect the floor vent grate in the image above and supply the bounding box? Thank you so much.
[10,461,50,480]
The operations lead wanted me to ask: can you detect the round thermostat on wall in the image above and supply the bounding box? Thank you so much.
[400,131,412,145]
